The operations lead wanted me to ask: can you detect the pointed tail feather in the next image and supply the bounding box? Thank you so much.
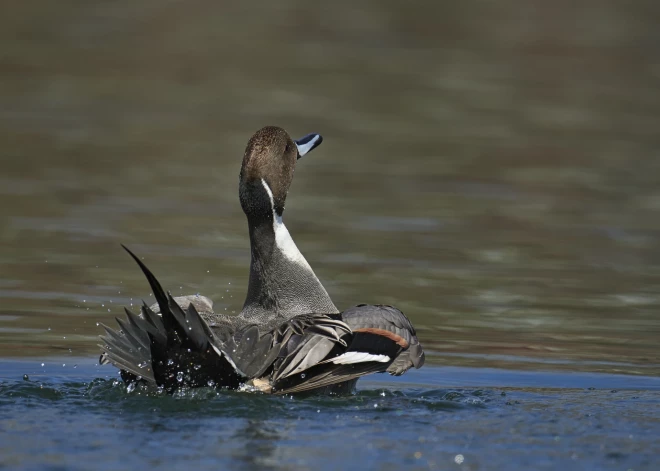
[121,245,169,316]
[99,247,244,390]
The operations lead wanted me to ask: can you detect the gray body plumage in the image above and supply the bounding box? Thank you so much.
[239,202,338,327]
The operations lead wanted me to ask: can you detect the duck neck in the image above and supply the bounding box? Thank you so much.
[241,213,338,320]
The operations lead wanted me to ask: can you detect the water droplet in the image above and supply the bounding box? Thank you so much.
[207,380,215,387]
[127,382,136,393]
[23,374,29,381]
[47,327,51,331]
[374,403,378,408]
[101,304,104,307]
[83,300,86,303]
[73,365,78,369]
[40,363,44,367]
[62,363,66,367]
[138,362,147,369]
[176,371,184,383]
[167,359,174,366]
[300,373,306,379]
[194,364,201,370]
[96,322,100,326]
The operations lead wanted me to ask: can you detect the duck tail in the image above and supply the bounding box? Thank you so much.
[99,246,243,391]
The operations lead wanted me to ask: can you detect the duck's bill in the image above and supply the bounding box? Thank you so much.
[295,133,323,159]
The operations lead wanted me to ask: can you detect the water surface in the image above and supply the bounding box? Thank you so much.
[2,360,659,471]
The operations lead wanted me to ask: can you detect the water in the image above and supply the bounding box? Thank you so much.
[1,360,658,471]
[1,0,660,469]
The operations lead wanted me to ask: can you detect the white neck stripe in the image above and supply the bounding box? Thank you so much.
[260,179,315,270]
[261,178,275,206]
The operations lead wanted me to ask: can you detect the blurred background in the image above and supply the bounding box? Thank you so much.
[1,0,659,375]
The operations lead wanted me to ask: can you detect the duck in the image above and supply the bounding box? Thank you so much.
[99,126,425,394]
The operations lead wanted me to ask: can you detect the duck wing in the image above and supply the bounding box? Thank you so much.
[222,313,352,381]
[340,304,425,376]
[99,246,243,391]
[238,305,424,395]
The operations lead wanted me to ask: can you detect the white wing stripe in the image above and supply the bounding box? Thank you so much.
[331,352,390,365]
